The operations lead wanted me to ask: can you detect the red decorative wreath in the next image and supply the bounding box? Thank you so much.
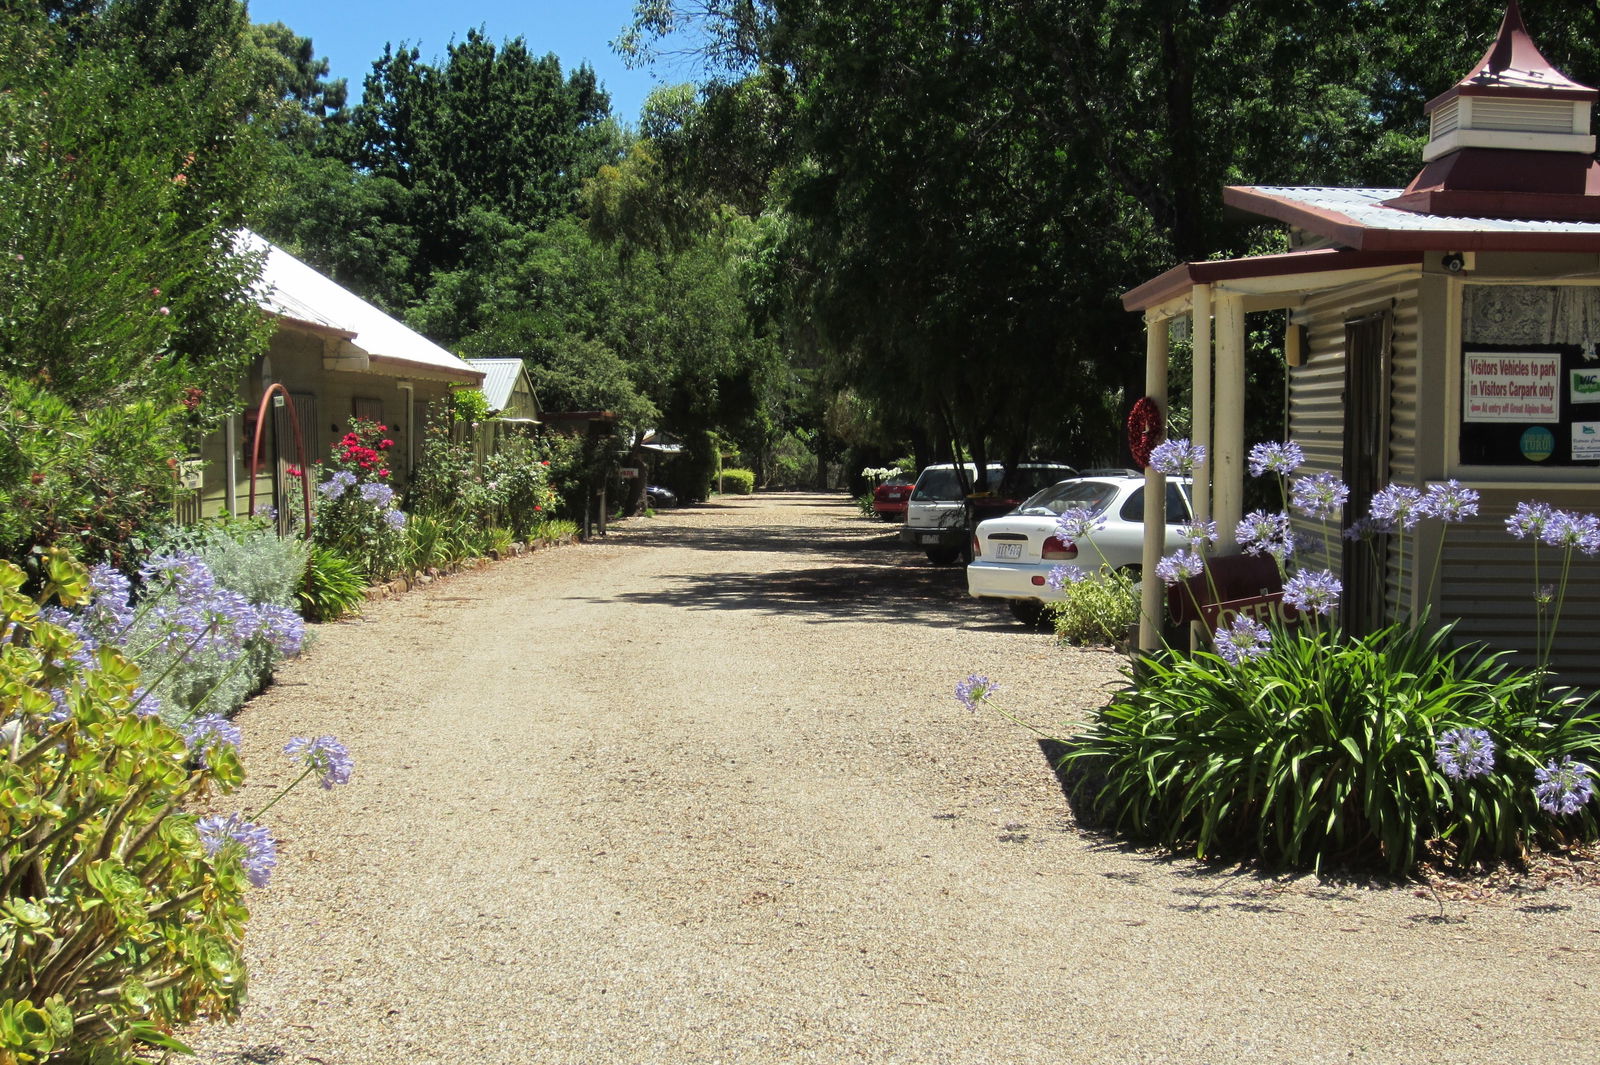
[1127,396,1163,469]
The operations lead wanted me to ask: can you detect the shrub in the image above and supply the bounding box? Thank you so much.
[301,545,365,622]
[1050,570,1139,646]
[532,519,579,545]
[854,493,875,517]
[307,419,406,582]
[148,515,309,610]
[483,437,557,537]
[719,468,756,495]
[2,553,350,1063]
[1068,618,1600,873]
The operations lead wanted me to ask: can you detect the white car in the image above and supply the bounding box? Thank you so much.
[966,474,1195,624]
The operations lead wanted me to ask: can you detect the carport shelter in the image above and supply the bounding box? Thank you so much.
[1123,1,1600,686]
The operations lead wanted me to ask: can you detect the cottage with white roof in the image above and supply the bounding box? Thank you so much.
[196,232,483,518]
[1123,2,1600,685]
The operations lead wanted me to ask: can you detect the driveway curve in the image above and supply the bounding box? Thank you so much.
[191,492,1597,1065]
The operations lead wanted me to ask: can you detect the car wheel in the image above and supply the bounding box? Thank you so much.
[1008,599,1046,627]
[925,547,960,565]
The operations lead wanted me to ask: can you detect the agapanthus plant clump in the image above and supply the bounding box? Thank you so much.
[0,554,352,1062]
[968,436,1600,874]
[305,417,407,581]
[43,548,305,727]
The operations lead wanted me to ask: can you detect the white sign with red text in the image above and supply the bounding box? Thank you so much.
[1464,353,1561,422]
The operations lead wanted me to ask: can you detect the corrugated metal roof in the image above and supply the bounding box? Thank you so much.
[240,230,481,383]
[1227,186,1600,252]
[465,358,525,412]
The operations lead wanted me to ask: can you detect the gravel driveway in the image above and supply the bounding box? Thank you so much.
[190,492,1597,1065]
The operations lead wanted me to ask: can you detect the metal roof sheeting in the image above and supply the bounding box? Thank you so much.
[465,358,526,412]
[241,231,481,383]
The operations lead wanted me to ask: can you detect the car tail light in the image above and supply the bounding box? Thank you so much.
[1042,536,1078,560]
[971,533,981,558]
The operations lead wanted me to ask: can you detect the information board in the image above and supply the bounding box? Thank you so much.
[1460,344,1600,466]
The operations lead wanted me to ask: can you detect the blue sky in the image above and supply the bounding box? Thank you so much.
[245,0,690,127]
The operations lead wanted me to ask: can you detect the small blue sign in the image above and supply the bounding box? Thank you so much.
[1520,425,1555,462]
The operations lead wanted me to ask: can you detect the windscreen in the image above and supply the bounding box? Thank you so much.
[1015,479,1118,517]
[911,468,972,502]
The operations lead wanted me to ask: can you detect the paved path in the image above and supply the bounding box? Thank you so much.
[192,493,1597,1065]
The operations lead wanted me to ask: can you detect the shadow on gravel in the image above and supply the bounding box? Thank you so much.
[617,523,906,556]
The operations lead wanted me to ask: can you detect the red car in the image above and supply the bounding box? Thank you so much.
[871,474,914,521]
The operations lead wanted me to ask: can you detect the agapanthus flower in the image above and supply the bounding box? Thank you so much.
[1534,756,1596,816]
[129,688,163,719]
[197,813,277,887]
[955,674,999,711]
[1282,569,1342,615]
[1343,516,1389,541]
[255,604,306,657]
[317,469,358,500]
[1247,440,1305,478]
[183,713,241,757]
[191,587,262,660]
[1434,728,1496,781]
[360,481,395,507]
[384,508,408,531]
[1213,615,1272,666]
[1235,510,1294,560]
[1156,549,1205,586]
[1046,565,1085,591]
[140,552,216,602]
[84,564,135,636]
[1150,438,1205,477]
[1176,519,1218,547]
[253,504,278,522]
[1055,507,1105,542]
[1540,510,1600,556]
[1419,480,1479,523]
[284,735,354,789]
[1290,472,1350,521]
[1506,501,1555,540]
[1368,484,1425,531]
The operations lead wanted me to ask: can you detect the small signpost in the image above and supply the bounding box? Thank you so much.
[1167,554,1298,631]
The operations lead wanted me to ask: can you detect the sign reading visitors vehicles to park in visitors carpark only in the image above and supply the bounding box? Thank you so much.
[1464,353,1561,422]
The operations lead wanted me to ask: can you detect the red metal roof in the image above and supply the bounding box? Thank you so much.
[1425,0,1596,113]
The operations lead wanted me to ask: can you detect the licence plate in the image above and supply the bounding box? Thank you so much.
[920,533,942,544]
[995,543,1022,559]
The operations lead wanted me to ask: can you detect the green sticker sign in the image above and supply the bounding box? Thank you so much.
[1572,368,1600,402]
[1520,425,1555,461]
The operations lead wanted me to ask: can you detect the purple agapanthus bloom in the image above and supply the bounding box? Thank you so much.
[1176,519,1218,547]
[129,688,163,719]
[1213,615,1272,666]
[141,552,216,602]
[1434,728,1496,781]
[197,813,278,887]
[1282,569,1342,615]
[317,469,358,500]
[1534,756,1596,816]
[1540,510,1600,556]
[383,508,408,531]
[1506,501,1555,540]
[1247,440,1305,478]
[253,504,278,522]
[1290,472,1350,521]
[1055,507,1105,542]
[1156,549,1205,586]
[360,481,395,507]
[84,564,135,637]
[955,674,999,711]
[1419,480,1480,523]
[1046,565,1085,591]
[284,735,354,789]
[1235,510,1294,561]
[1368,484,1426,531]
[183,714,242,757]
[255,604,306,657]
[1343,516,1389,541]
[1149,438,1205,477]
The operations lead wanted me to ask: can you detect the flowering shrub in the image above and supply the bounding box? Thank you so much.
[44,550,304,727]
[0,553,350,1061]
[482,437,559,538]
[308,419,406,581]
[969,436,1600,873]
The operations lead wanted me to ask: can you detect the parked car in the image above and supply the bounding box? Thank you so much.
[871,474,914,521]
[647,484,678,508]
[966,474,1194,624]
[900,461,1077,564]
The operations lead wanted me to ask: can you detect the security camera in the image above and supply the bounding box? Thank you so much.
[1442,252,1465,273]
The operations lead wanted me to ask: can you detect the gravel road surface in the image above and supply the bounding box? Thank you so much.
[190,492,1598,1065]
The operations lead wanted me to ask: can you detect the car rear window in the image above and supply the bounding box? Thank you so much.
[1015,480,1118,517]
[1003,466,1077,498]
[911,469,971,502]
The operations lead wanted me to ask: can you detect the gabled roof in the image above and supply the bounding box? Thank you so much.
[241,231,482,384]
[465,358,535,414]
